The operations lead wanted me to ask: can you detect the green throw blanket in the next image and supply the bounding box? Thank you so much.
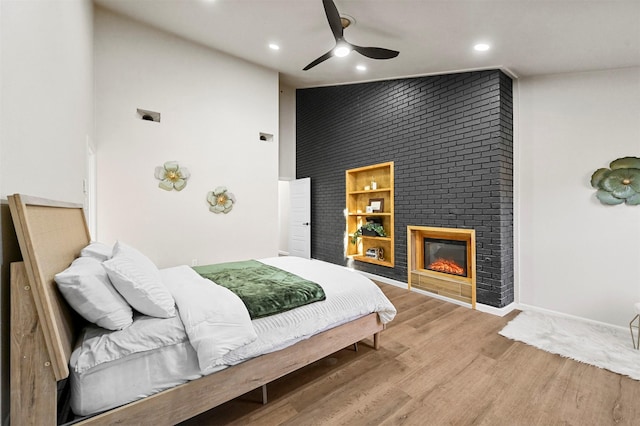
[193,260,326,319]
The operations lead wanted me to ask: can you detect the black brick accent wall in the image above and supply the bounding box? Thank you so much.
[296,70,514,308]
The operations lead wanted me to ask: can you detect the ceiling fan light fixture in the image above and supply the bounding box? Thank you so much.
[340,15,355,29]
[303,0,399,71]
[334,44,351,57]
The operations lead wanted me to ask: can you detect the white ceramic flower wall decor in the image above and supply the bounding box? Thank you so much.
[154,161,190,191]
[207,186,236,214]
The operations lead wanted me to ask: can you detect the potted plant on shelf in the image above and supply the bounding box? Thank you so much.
[351,222,387,244]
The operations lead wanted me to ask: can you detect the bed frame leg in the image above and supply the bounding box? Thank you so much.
[261,384,268,405]
[373,332,380,350]
[10,262,57,426]
[352,342,358,352]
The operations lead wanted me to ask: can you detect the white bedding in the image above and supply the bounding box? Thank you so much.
[161,265,257,373]
[221,256,396,364]
[69,256,397,416]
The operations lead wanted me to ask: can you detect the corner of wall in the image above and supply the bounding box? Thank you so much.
[0,202,22,425]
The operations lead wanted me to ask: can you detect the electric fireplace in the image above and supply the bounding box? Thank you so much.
[423,238,468,277]
[407,226,476,307]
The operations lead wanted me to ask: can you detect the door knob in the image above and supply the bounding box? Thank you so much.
[302,222,310,226]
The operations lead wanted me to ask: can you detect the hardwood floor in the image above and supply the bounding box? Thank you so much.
[180,283,640,425]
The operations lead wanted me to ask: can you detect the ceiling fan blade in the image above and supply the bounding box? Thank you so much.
[306,0,400,71]
[322,0,343,41]
[303,50,334,71]
[352,45,399,60]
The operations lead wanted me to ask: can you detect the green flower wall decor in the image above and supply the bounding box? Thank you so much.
[207,186,236,214]
[155,161,190,191]
[591,157,640,206]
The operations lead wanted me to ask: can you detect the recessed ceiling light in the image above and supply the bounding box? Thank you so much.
[474,43,490,52]
[356,65,367,71]
[269,43,280,51]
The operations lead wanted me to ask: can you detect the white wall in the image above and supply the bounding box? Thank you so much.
[279,83,296,180]
[0,0,93,202]
[94,9,279,268]
[518,67,640,327]
[0,0,94,422]
[277,83,296,254]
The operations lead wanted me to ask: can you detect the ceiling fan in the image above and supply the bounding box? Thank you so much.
[303,0,400,71]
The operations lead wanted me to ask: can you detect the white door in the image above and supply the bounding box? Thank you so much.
[289,178,311,258]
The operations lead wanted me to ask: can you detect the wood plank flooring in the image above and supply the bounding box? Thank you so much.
[179,283,640,425]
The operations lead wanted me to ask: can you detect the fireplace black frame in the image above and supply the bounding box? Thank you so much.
[423,237,469,278]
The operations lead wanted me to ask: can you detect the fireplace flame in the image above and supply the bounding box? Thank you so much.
[428,258,465,276]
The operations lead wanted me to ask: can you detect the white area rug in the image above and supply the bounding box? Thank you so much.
[499,310,640,380]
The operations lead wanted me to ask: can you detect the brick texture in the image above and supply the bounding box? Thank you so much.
[296,70,514,308]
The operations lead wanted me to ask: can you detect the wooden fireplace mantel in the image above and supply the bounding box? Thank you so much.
[407,226,476,308]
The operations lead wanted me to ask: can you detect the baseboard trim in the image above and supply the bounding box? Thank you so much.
[352,269,624,327]
[475,301,518,317]
[517,303,627,332]
[356,270,517,317]
[356,270,407,289]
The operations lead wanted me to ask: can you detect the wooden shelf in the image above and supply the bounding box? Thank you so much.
[348,234,392,242]
[347,212,391,217]
[360,236,392,241]
[346,162,394,267]
[347,188,392,195]
[352,255,394,267]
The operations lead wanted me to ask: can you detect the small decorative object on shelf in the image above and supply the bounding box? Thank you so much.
[365,247,384,260]
[154,161,190,191]
[371,177,377,190]
[591,156,640,206]
[207,186,236,214]
[369,198,384,212]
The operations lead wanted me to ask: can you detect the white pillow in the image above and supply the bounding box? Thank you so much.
[55,257,133,330]
[80,242,113,262]
[103,241,176,318]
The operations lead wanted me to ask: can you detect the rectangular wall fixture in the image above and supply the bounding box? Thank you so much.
[137,108,161,123]
[259,132,273,142]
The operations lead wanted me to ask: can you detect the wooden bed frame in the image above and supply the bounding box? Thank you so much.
[8,194,384,425]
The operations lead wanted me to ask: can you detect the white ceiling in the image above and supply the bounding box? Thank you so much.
[94,0,640,88]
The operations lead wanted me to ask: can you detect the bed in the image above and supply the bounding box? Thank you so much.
[8,194,396,425]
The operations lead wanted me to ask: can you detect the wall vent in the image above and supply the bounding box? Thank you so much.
[259,132,273,142]
[137,108,161,123]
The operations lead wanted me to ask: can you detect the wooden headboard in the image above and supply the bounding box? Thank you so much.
[8,194,90,381]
